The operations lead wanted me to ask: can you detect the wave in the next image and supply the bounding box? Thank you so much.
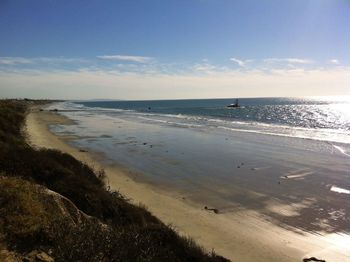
[332,145,350,158]
[134,112,350,144]
[137,116,204,128]
[54,101,135,113]
[56,101,350,145]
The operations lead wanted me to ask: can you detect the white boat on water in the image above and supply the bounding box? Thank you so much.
[227,99,240,108]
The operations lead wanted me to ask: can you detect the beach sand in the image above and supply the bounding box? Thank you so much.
[24,108,349,262]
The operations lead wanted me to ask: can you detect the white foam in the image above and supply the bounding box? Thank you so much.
[330,186,350,194]
[332,145,350,157]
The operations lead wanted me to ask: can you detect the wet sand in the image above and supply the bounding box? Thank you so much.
[25,107,350,262]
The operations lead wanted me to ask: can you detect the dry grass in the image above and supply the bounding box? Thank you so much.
[0,176,51,250]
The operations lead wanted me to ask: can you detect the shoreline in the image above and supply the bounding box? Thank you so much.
[25,107,347,262]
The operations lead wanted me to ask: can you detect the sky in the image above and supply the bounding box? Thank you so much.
[0,0,349,100]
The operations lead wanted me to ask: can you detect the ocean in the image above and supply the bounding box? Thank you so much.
[57,96,350,145]
[48,96,350,236]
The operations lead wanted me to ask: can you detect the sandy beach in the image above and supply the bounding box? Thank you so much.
[25,107,350,262]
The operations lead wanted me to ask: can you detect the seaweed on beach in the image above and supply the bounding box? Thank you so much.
[0,100,230,261]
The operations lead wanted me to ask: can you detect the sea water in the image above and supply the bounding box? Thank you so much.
[59,96,350,145]
[48,97,350,234]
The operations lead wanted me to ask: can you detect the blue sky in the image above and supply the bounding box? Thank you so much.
[0,0,349,99]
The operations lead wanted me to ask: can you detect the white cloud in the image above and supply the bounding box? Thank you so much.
[1,67,349,100]
[97,55,153,63]
[0,56,87,66]
[329,59,339,65]
[1,55,349,99]
[0,57,33,65]
[192,63,217,72]
[36,57,88,63]
[264,58,313,64]
[229,57,252,67]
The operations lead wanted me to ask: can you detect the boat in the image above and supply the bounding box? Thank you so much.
[227,99,240,108]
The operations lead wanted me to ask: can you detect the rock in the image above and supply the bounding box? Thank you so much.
[25,250,54,262]
[303,257,326,262]
[204,206,219,214]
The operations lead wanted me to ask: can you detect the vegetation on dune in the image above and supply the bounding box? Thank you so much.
[0,100,229,261]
